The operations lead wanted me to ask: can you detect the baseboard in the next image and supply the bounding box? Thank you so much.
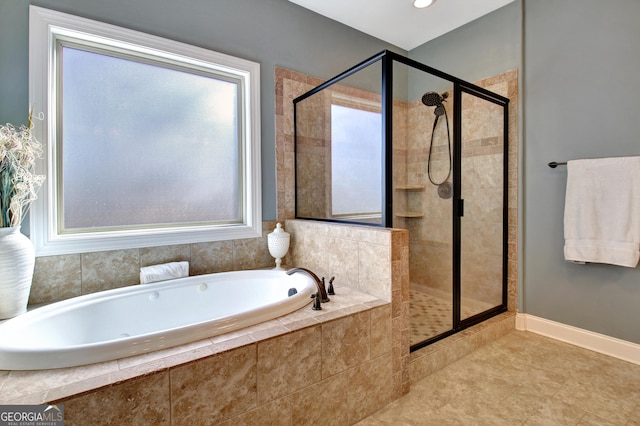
[516,313,640,366]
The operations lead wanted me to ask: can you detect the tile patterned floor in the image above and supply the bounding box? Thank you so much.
[359,330,640,425]
[410,290,453,343]
[410,289,493,345]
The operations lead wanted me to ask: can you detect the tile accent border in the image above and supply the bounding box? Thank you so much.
[516,313,640,366]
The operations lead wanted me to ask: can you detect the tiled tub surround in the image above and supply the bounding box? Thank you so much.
[0,220,406,425]
[286,219,411,398]
[0,287,392,425]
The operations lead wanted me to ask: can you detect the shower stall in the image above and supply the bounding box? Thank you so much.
[293,50,509,350]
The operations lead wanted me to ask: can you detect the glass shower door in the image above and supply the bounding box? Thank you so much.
[459,90,506,322]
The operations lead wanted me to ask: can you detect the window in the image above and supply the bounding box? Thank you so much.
[330,102,382,220]
[29,6,261,255]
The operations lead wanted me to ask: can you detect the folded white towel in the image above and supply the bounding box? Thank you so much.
[140,261,190,284]
[564,156,640,267]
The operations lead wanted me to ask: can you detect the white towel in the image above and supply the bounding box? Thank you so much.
[564,156,640,267]
[140,261,190,284]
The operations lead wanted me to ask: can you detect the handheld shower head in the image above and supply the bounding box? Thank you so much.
[421,91,449,107]
[421,91,442,107]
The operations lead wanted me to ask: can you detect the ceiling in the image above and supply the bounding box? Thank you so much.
[288,0,515,51]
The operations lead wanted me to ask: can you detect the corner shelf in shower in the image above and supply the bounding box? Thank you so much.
[395,185,425,218]
[395,212,424,218]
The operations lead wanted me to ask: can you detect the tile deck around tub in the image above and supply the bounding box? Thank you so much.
[0,285,385,404]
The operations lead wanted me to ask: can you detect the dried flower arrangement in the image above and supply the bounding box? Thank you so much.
[0,114,45,228]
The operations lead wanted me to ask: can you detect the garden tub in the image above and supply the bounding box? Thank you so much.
[0,269,316,370]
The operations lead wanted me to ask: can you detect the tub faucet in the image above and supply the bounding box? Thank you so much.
[286,268,330,303]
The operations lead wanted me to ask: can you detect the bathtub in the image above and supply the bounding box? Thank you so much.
[0,269,316,370]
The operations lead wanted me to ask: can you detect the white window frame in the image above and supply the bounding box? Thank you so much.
[29,6,262,256]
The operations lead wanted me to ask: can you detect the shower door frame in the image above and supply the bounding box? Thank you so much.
[388,52,511,351]
[442,83,510,349]
[292,50,510,351]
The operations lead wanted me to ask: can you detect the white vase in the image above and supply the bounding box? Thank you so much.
[0,227,35,319]
[267,223,290,270]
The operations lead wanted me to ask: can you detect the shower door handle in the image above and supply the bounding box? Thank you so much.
[458,199,464,217]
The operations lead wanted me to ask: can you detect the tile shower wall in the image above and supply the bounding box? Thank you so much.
[28,222,276,305]
[401,70,519,311]
[276,67,518,315]
[276,66,518,388]
[401,93,454,297]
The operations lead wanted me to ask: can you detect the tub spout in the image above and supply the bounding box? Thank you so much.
[286,268,330,303]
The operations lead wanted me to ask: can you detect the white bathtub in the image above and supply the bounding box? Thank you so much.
[0,269,316,370]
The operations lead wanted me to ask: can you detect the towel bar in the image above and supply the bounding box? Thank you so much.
[548,161,567,168]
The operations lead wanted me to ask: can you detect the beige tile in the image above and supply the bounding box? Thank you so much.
[30,254,82,303]
[555,377,638,424]
[291,372,350,426]
[170,345,257,425]
[323,236,360,288]
[115,338,214,372]
[189,240,234,274]
[59,372,170,426]
[322,311,371,378]
[246,320,290,342]
[626,404,640,424]
[44,371,115,404]
[233,234,273,270]
[139,245,190,268]
[522,398,587,426]
[370,305,392,359]
[434,391,529,425]
[81,249,140,293]
[256,325,322,404]
[2,360,117,402]
[219,396,291,426]
[358,241,391,300]
[348,352,393,424]
[433,356,521,399]
[578,413,626,426]
[368,328,640,426]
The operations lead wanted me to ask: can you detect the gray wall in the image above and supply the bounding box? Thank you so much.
[0,1,30,125]
[409,1,521,85]
[0,0,402,220]
[411,0,640,345]
[524,0,640,343]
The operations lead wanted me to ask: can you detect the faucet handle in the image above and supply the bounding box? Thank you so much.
[312,292,322,310]
[327,277,335,295]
